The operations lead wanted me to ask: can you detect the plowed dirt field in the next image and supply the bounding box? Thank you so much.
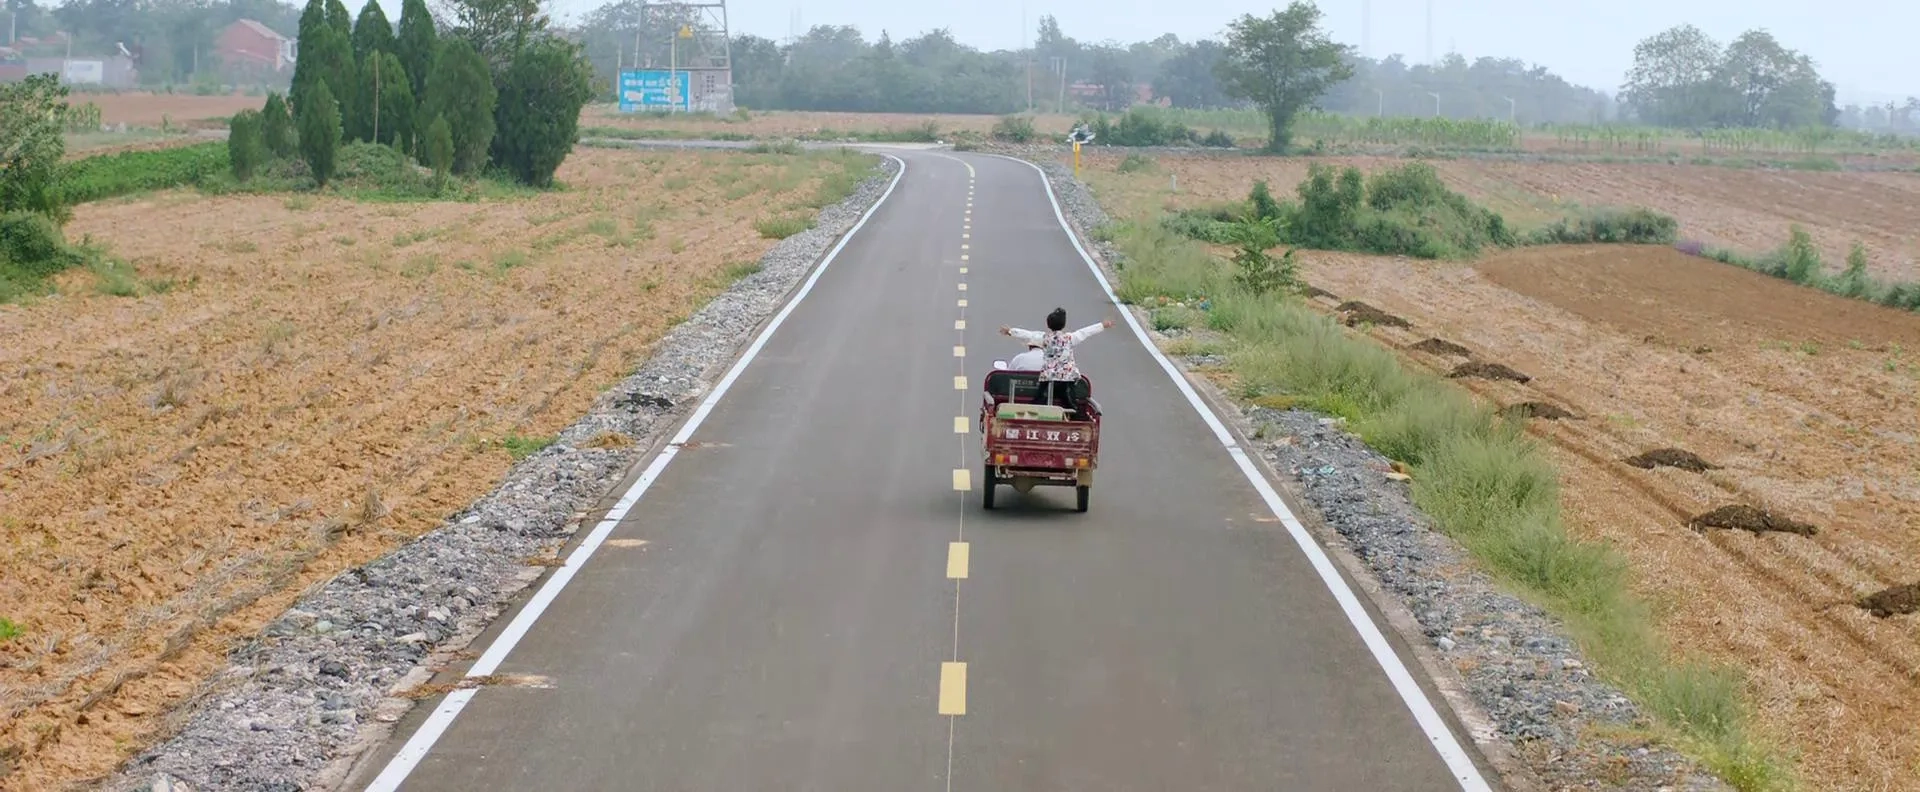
[1084,150,1920,792]
[0,145,872,790]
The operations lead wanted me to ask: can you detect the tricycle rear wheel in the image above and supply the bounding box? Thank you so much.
[1075,485,1090,513]
[981,463,997,510]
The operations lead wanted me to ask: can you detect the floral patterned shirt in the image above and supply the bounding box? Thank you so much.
[1007,323,1107,382]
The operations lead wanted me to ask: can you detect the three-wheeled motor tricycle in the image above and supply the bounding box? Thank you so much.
[978,365,1101,512]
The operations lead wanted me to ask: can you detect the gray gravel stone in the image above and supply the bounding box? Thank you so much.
[1023,151,1731,792]
[98,155,901,792]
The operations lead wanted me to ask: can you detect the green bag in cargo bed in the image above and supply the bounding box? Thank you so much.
[997,403,1068,421]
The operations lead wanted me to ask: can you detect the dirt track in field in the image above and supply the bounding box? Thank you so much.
[0,146,869,790]
[1084,151,1920,792]
[67,92,261,127]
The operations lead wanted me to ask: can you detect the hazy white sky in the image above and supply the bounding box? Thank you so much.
[537,0,1914,105]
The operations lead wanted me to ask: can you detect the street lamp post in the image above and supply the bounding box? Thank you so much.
[1502,96,1515,124]
[1373,88,1383,117]
[1427,91,1440,118]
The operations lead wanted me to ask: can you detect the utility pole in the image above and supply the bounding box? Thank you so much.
[1502,96,1515,124]
[1427,91,1440,117]
[372,54,380,142]
[1022,0,1031,113]
[1424,0,1433,65]
[1051,56,1066,114]
[1360,0,1369,59]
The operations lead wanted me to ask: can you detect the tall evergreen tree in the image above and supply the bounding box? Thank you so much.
[351,0,396,64]
[421,37,497,175]
[288,0,328,119]
[396,0,439,102]
[371,51,416,152]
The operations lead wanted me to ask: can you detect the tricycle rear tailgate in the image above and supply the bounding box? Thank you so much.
[983,417,1099,470]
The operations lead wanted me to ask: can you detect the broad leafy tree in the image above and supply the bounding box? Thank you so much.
[1215,2,1355,153]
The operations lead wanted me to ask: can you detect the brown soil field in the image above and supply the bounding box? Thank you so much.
[65,92,261,127]
[0,146,872,790]
[1084,152,1920,791]
[583,105,1082,139]
[1079,148,1920,282]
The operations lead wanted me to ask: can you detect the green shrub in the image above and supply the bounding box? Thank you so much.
[1160,210,1240,244]
[261,92,296,158]
[228,109,267,182]
[1200,129,1236,148]
[992,114,1037,143]
[1085,106,1196,147]
[0,74,70,219]
[1529,207,1679,245]
[1248,180,1281,222]
[1228,216,1296,296]
[0,211,79,302]
[491,36,594,187]
[1779,226,1822,284]
[56,143,229,204]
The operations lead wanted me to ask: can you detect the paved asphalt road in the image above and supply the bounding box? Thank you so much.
[351,149,1498,791]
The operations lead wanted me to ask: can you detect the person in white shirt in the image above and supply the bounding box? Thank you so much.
[1008,342,1045,371]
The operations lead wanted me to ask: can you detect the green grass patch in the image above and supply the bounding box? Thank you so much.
[55,142,229,204]
[1528,206,1679,245]
[1685,228,1920,313]
[0,617,20,642]
[494,249,531,271]
[1108,217,1793,790]
[499,434,556,460]
[754,215,812,240]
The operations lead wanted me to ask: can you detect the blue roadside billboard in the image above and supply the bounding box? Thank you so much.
[618,70,689,112]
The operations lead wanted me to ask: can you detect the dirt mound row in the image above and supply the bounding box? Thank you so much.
[1857,583,1920,618]
[1335,301,1411,329]
[1407,337,1472,357]
[1624,448,1720,473]
[1301,285,1338,301]
[1503,401,1575,421]
[1447,361,1531,383]
[1688,505,1818,537]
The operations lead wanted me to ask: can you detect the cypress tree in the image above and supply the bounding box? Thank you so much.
[395,0,437,102]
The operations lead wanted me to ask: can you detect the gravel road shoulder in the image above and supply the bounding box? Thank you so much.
[104,157,902,792]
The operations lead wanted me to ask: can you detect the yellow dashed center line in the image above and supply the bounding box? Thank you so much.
[958,298,968,307]
[938,662,968,715]
[953,345,966,357]
[959,267,968,274]
[952,468,971,491]
[954,416,968,433]
[955,319,966,330]
[947,542,970,579]
[958,283,967,291]
[954,375,967,390]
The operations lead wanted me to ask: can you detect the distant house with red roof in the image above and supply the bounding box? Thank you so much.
[216,19,295,80]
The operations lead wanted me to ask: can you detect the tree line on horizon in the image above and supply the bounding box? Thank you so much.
[567,2,1910,138]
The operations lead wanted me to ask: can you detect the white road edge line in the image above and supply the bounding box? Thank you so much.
[986,153,1495,792]
[360,153,910,792]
